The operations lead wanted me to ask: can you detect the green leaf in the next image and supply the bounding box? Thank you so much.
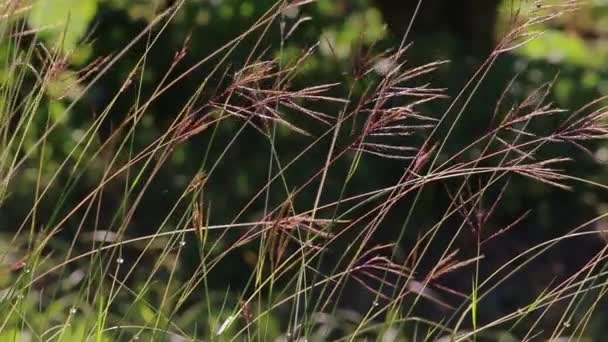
[28,0,97,53]
[517,30,599,68]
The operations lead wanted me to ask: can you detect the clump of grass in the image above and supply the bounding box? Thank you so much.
[0,0,607,341]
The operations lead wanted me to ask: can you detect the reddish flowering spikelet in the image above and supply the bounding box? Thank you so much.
[173,108,215,144]
[551,98,608,155]
[186,171,208,194]
[350,245,411,299]
[245,197,344,272]
[350,50,447,161]
[428,249,483,281]
[211,57,345,136]
[407,142,437,179]
[173,33,191,65]
[33,44,112,100]
[272,214,337,239]
[496,0,581,54]
[510,157,572,190]
[192,201,206,243]
[239,300,253,325]
[349,244,453,309]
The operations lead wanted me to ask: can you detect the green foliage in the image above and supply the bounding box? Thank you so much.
[29,0,98,54]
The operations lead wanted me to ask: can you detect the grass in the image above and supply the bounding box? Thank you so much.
[0,0,607,340]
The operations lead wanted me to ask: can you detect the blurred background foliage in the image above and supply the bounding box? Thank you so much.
[4,0,608,338]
